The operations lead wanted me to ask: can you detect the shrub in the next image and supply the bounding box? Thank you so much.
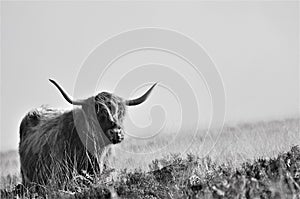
[1,146,299,198]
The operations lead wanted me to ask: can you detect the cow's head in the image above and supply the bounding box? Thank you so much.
[49,79,156,144]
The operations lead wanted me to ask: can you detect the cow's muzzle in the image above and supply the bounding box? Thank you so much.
[107,128,124,144]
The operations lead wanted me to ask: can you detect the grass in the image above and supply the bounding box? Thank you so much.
[0,117,299,198]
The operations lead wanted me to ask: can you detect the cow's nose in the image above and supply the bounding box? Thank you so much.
[114,125,122,131]
[115,128,124,137]
[117,129,124,136]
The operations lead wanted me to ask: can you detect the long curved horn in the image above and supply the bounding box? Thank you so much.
[49,79,85,106]
[125,83,157,106]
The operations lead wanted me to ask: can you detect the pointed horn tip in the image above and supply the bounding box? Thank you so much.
[125,82,158,106]
[151,82,159,90]
[152,82,158,88]
[148,82,158,94]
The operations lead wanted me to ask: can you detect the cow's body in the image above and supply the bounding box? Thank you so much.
[19,107,110,186]
[19,79,157,186]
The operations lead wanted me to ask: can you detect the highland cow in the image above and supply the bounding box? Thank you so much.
[19,79,157,186]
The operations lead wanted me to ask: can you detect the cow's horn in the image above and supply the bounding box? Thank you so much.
[125,83,157,106]
[49,79,85,106]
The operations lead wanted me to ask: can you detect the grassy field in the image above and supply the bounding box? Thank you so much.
[0,117,299,198]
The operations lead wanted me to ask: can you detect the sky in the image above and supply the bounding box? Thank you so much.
[1,1,299,151]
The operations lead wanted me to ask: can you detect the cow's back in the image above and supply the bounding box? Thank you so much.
[19,106,63,141]
[19,106,66,185]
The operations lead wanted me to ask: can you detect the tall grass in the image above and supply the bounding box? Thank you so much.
[112,118,299,171]
[0,151,20,190]
[0,117,299,198]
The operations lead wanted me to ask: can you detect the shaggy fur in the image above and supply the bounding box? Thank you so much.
[19,92,127,186]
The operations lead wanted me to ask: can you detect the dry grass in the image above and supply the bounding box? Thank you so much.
[112,118,299,171]
[0,117,299,198]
